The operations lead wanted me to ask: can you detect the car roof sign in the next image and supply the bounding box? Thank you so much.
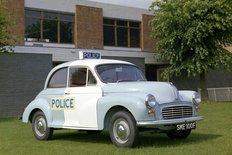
[79,51,101,59]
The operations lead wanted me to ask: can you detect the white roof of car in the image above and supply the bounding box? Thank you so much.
[44,59,135,89]
[56,59,134,69]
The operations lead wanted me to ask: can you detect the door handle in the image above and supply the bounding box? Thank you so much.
[65,92,70,95]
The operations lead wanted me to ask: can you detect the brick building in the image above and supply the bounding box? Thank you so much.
[1,0,232,116]
[8,0,170,74]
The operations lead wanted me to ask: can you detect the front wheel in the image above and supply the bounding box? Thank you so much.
[166,129,191,139]
[109,111,139,148]
[32,111,53,140]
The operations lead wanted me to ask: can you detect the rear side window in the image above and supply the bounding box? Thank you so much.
[47,68,68,88]
[87,70,97,85]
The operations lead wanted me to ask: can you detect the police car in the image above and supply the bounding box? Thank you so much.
[22,58,203,147]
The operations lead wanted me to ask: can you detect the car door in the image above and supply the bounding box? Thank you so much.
[45,67,68,127]
[63,66,102,129]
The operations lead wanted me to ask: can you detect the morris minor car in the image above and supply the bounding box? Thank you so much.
[22,59,203,147]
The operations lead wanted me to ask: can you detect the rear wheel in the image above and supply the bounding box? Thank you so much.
[32,111,53,140]
[166,129,191,139]
[109,111,139,147]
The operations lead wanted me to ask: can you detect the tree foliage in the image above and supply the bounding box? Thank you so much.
[0,0,16,54]
[150,0,232,78]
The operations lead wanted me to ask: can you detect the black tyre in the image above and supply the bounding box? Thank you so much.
[32,111,53,140]
[166,129,191,139]
[109,111,139,148]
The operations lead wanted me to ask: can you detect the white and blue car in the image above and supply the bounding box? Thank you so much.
[22,59,203,147]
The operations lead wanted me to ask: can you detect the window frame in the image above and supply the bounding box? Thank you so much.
[47,67,68,88]
[68,66,97,87]
[25,8,74,44]
[95,63,146,83]
[103,18,140,48]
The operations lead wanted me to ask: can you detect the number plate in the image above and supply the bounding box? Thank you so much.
[176,122,196,131]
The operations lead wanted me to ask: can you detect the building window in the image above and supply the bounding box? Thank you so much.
[25,9,74,44]
[43,12,58,43]
[129,22,140,47]
[24,10,41,42]
[103,19,115,46]
[60,14,74,43]
[103,18,140,48]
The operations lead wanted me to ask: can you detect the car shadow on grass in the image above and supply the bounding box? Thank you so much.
[138,132,222,147]
[52,130,112,145]
[52,130,221,147]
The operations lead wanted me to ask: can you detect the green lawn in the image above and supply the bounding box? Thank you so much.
[0,102,232,155]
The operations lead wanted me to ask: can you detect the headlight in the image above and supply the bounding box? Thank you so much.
[145,94,156,109]
[192,92,201,104]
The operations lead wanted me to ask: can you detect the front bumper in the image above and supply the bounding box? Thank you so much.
[137,116,203,127]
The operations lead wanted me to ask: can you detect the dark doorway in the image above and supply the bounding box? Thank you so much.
[145,65,157,81]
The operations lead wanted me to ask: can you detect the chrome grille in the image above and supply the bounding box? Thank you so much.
[162,106,193,120]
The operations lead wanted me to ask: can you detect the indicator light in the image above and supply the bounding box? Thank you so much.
[148,110,155,115]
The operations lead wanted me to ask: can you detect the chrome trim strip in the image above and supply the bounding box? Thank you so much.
[137,116,204,127]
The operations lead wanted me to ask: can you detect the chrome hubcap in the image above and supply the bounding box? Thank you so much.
[117,125,126,139]
[113,118,130,144]
[35,116,46,137]
[37,121,44,133]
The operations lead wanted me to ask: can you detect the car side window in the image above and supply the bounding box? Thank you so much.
[68,67,97,87]
[87,70,97,85]
[69,68,87,87]
[47,67,68,88]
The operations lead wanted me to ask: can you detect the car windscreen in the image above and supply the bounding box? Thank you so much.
[96,64,146,83]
